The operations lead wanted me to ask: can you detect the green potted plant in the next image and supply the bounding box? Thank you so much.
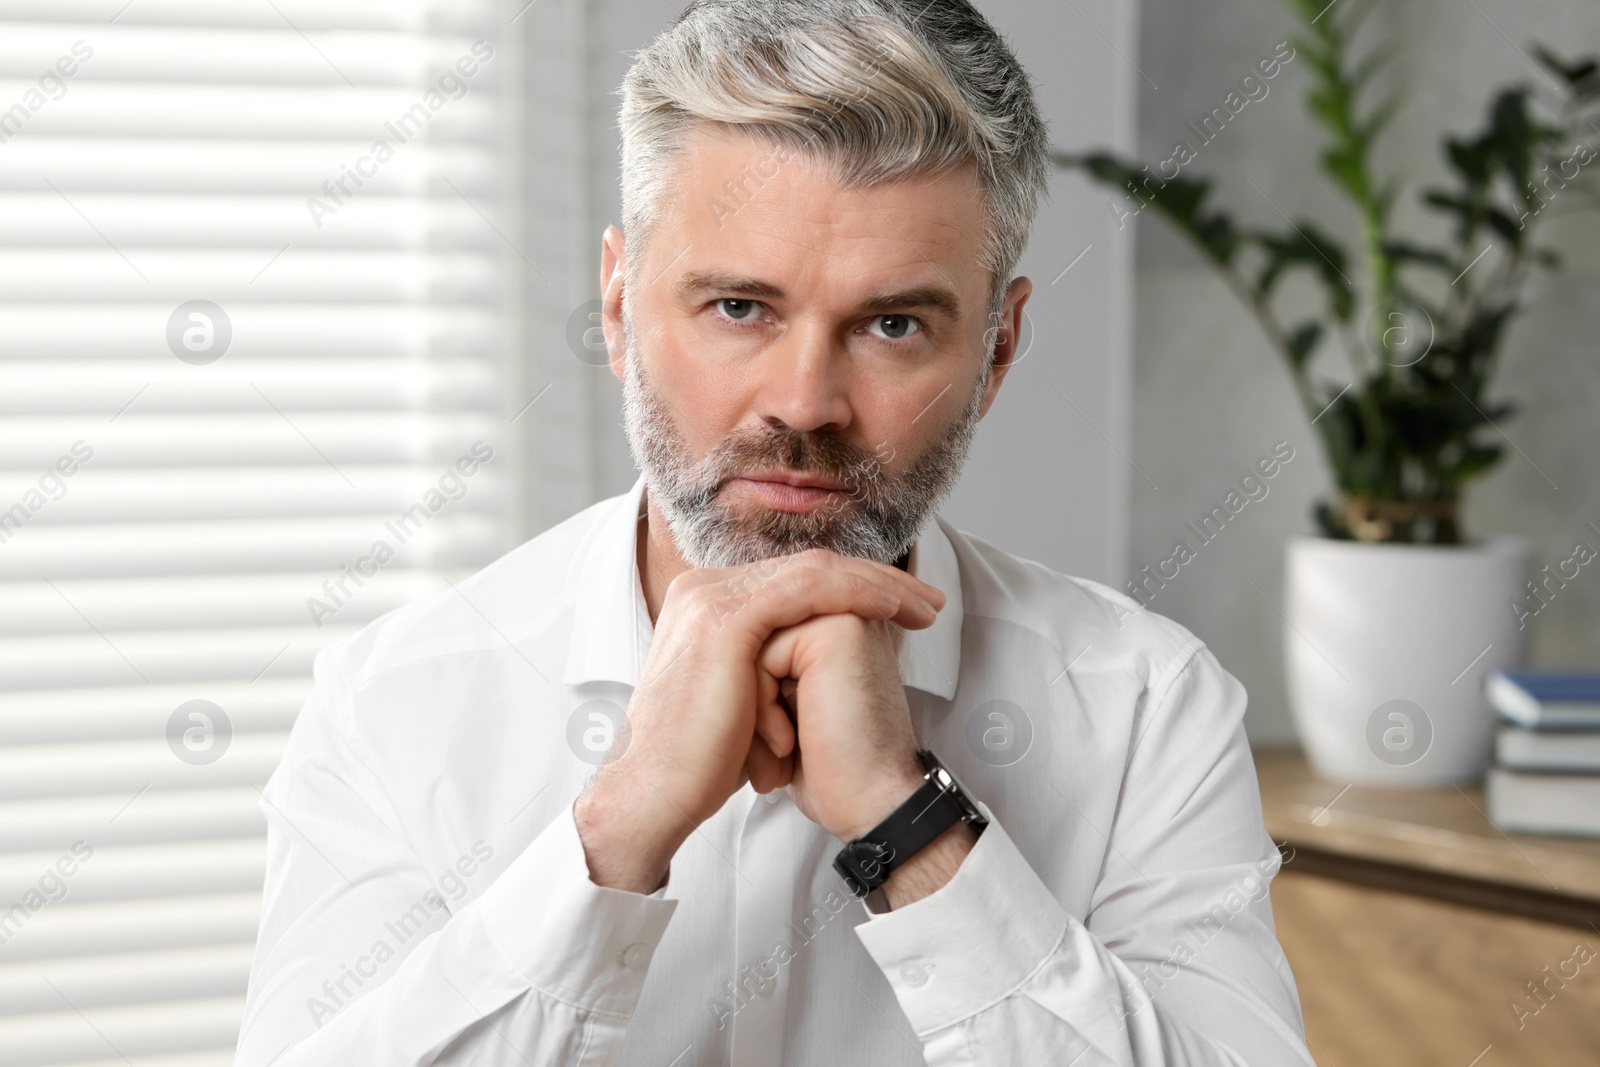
[1054,0,1599,784]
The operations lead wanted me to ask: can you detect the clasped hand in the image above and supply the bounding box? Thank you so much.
[576,547,946,894]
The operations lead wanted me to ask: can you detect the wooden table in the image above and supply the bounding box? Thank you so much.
[1255,749,1600,1066]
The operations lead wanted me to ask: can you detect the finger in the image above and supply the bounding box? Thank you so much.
[692,547,945,611]
[826,553,946,610]
[769,748,794,791]
[757,623,804,685]
[744,733,774,791]
[744,732,793,793]
[828,550,945,608]
[697,551,943,633]
[731,553,936,641]
[755,670,796,759]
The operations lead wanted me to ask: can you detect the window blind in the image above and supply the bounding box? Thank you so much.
[0,2,524,1062]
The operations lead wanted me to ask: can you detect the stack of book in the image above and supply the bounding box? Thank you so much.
[1485,670,1600,837]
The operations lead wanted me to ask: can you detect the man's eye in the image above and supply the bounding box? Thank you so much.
[715,298,762,322]
[867,314,920,341]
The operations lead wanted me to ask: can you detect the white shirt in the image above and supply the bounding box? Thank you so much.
[237,473,1314,1066]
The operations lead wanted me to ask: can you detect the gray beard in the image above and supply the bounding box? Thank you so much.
[619,312,988,569]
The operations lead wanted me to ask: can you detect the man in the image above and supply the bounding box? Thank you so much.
[238,1,1314,1064]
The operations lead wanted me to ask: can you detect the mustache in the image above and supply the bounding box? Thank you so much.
[701,427,883,493]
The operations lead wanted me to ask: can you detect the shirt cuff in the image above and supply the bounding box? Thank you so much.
[475,796,679,1017]
[851,801,1069,1035]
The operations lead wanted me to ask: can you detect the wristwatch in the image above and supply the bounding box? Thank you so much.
[833,748,987,900]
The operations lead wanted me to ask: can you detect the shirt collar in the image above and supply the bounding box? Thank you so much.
[562,473,963,700]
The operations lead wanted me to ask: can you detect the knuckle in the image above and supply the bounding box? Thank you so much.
[838,612,874,633]
[779,561,818,590]
[664,569,698,601]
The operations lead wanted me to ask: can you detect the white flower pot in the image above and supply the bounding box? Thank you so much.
[1283,535,1533,786]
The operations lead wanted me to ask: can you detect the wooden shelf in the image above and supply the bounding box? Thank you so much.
[1254,748,1600,916]
[1256,749,1600,1065]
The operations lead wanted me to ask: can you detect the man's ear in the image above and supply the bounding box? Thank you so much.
[600,224,627,382]
[978,274,1033,419]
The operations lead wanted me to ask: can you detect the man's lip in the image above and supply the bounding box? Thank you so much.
[737,470,849,491]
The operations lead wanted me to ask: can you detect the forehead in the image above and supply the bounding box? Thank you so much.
[645,124,989,310]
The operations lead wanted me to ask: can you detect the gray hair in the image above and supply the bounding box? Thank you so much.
[617,0,1051,345]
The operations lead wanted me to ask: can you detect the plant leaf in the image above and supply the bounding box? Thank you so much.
[1452,443,1504,482]
[1534,45,1600,98]
[1445,137,1491,186]
[1052,151,1244,266]
[1252,225,1355,318]
[1486,206,1524,246]
[1286,321,1324,369]
[1382,240,1454,271]
[1360,94,1402,146]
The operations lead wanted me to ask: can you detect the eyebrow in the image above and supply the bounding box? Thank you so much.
[674,271,786,303]
[672,270,963,323]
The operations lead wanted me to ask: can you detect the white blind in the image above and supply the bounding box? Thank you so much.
[0,2,525,1062]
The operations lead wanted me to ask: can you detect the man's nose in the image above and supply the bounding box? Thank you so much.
[752,320,852,435]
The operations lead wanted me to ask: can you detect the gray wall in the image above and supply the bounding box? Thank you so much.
[1130,0,1600,742]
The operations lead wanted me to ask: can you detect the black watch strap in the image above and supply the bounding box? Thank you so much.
[832,750,986,899]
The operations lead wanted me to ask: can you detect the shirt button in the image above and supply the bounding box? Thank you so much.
[764,790,780,805]
[900,961,930,987]
[621,942,650,970]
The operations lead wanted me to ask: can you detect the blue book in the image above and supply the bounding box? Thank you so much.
[1487,670,1600,730]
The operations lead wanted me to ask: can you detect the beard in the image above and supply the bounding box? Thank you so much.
[619,311,989,570]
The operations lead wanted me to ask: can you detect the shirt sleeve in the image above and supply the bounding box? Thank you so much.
[235,677,679,1067]
[851,642,1315,1066]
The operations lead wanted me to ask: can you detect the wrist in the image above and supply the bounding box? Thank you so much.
[880,818,979,909]
[837,759,926,842]
[832,748,987,905]
[574,767,687,894]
